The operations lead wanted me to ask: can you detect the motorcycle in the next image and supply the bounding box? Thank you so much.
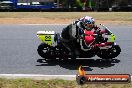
[37,24,121,60]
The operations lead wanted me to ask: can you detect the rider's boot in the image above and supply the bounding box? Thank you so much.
[71,48,80,59]
[71,52,76,59]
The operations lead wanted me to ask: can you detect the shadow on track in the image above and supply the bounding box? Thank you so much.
[36,58,120,71]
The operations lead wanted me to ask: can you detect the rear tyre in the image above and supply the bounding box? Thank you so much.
[37,43,51,59]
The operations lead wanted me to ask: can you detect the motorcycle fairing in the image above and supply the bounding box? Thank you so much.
[100,24,116,43]
[37,31,57,46]
[106,34,116,42]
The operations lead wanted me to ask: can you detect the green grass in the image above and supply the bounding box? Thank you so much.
[0,78,132,88]
[0,12,131,21]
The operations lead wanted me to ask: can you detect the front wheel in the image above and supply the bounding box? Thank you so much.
[97,45,121,59]
[109,45,121,58]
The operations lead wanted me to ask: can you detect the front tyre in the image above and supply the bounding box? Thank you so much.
[97,45,121,59]
[108,45,121,58]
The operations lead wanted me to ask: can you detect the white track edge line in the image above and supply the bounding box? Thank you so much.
[0,74,131,81]
[0,74,76,80]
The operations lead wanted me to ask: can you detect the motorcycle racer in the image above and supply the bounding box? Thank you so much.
[61,16,102,59]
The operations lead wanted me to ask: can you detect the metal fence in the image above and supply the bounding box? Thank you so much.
[0,0,131,11]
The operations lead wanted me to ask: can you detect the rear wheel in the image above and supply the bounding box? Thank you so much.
[37,43,55,59]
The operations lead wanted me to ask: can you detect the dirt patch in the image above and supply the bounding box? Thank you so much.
[0,18,131,25]
[0,18,71,24]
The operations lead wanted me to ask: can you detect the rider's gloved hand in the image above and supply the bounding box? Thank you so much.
[100,29,106,34]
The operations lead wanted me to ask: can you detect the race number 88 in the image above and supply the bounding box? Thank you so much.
[45,35,51,41]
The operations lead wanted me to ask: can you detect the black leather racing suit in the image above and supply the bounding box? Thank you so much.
[61,21,86,59]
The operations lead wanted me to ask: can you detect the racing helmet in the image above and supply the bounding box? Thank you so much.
[81,16,95,30]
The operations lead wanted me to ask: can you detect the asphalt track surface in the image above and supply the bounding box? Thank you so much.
[0,24,132,75]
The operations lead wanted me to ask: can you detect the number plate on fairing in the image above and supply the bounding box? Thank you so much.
[37,31,56,46]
